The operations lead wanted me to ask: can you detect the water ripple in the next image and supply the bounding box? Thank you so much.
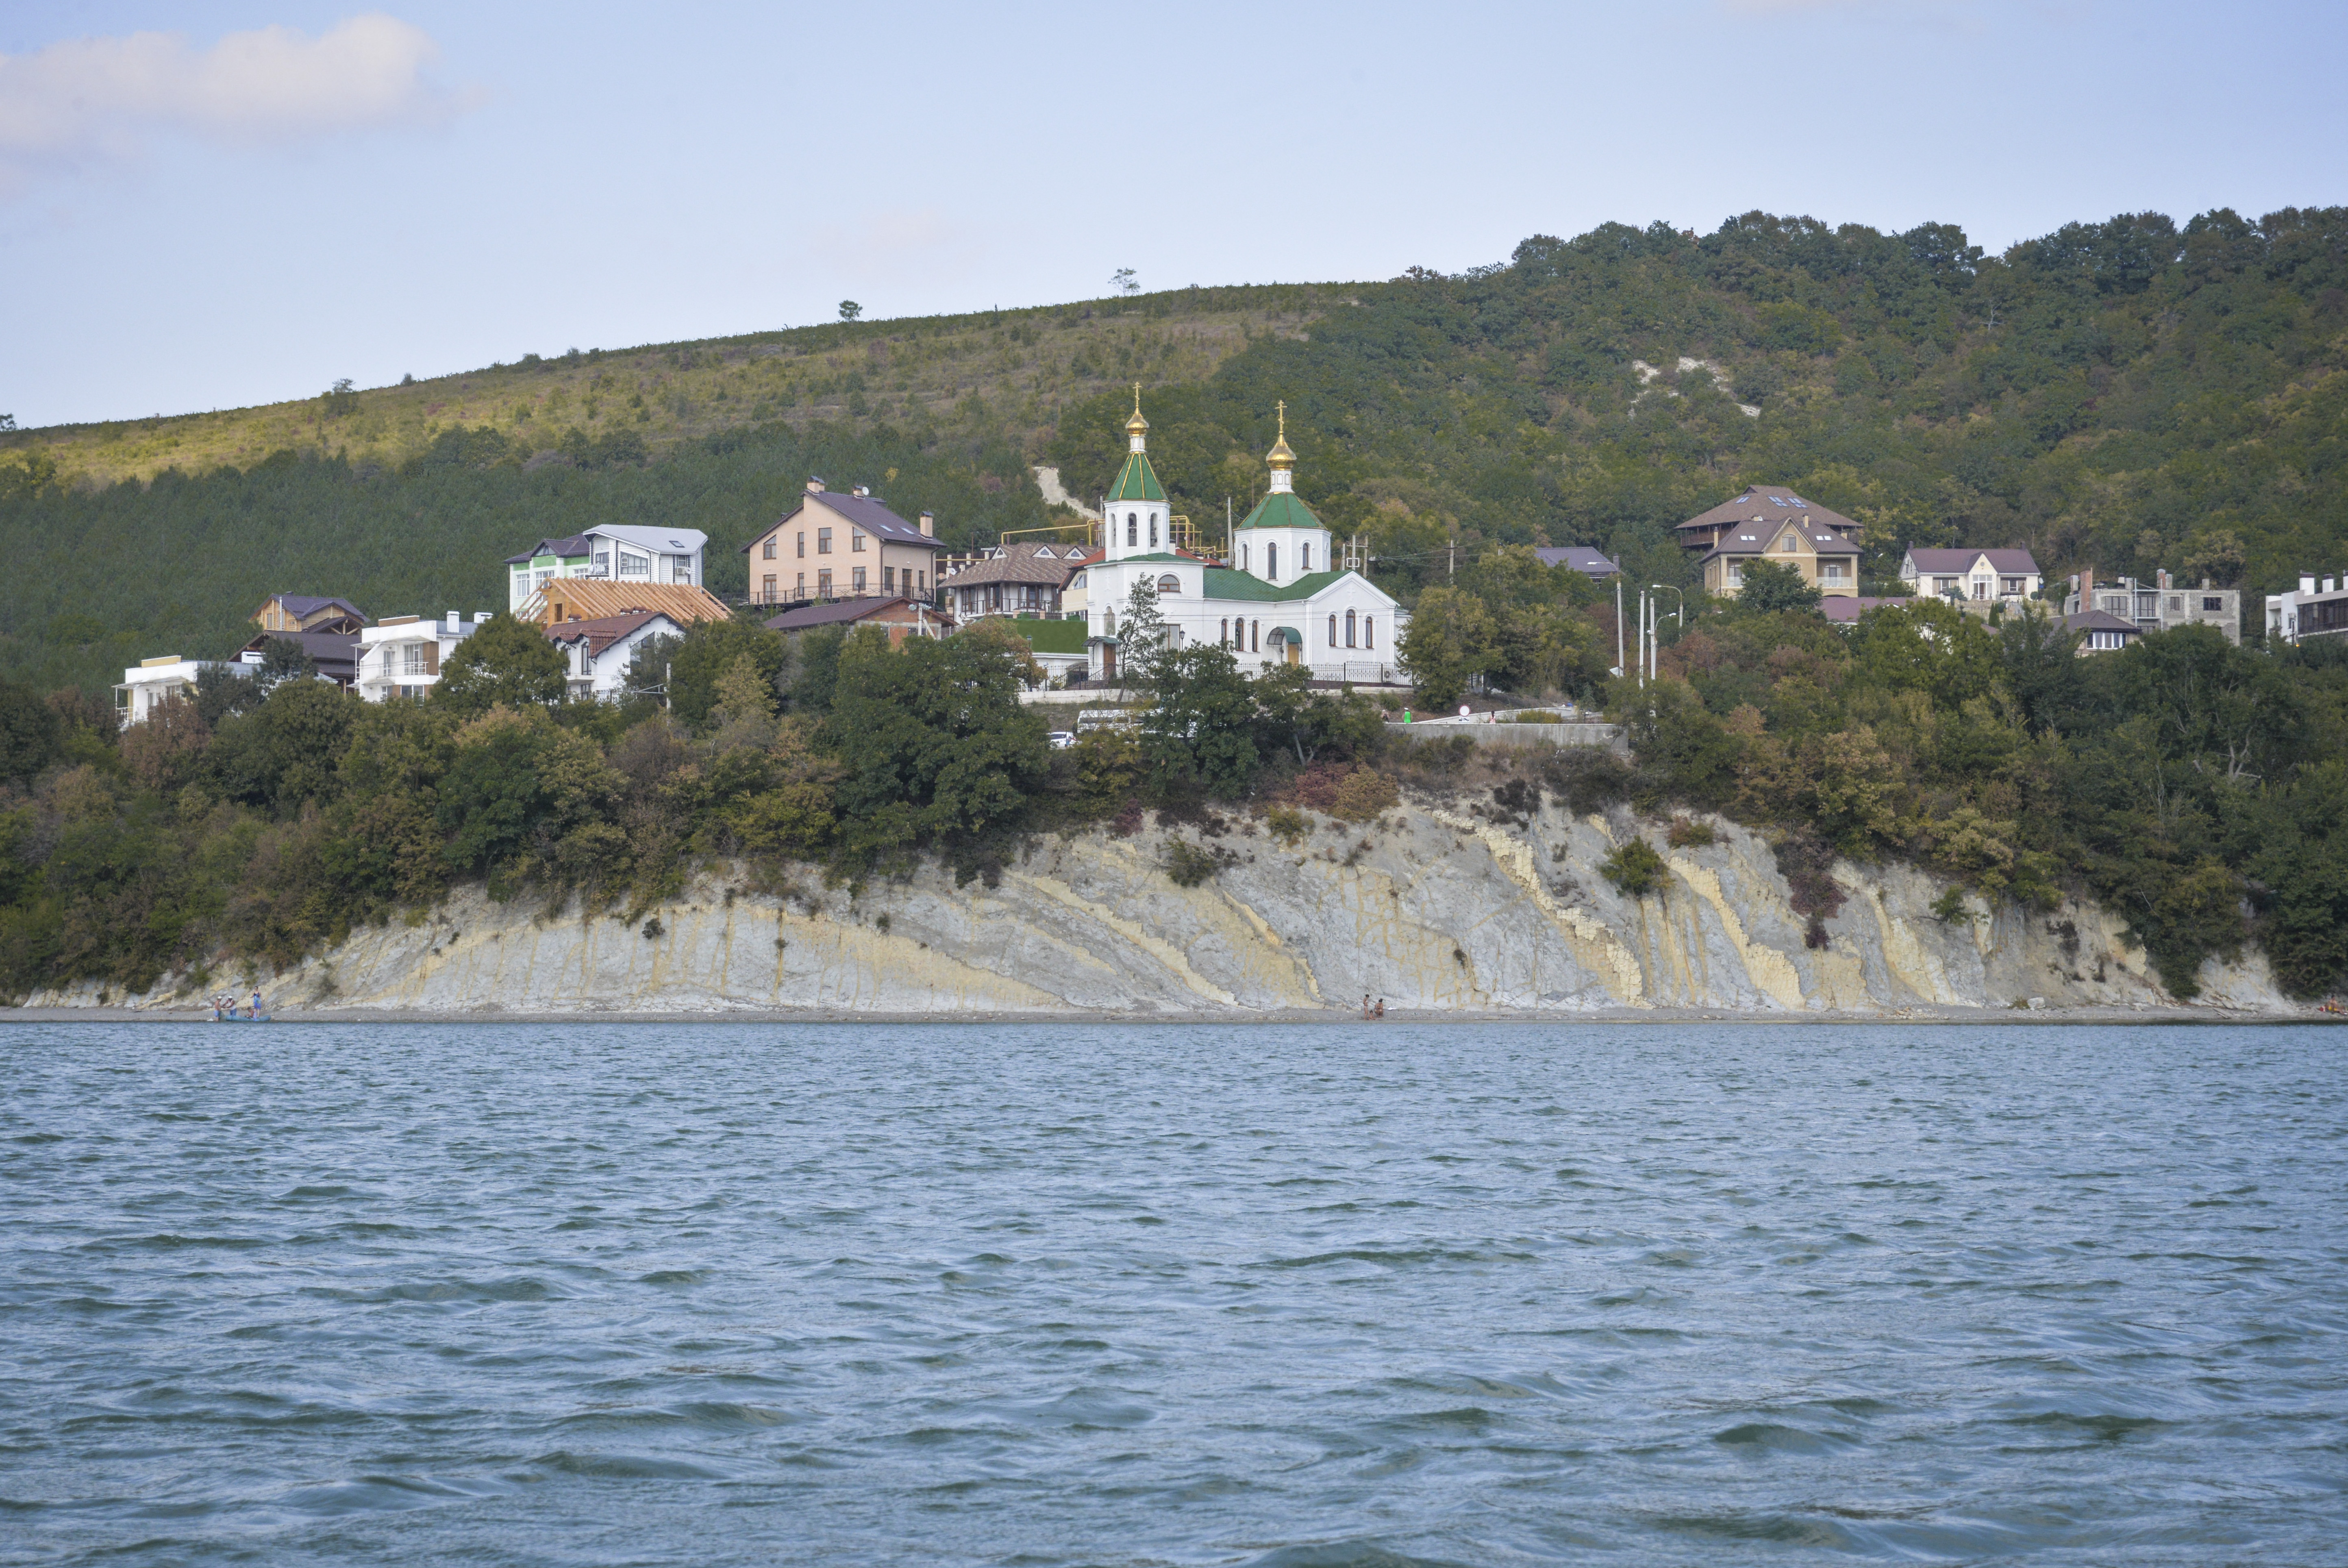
[1,1020,2343,1565]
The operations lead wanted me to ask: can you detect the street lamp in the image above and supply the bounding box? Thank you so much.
[1648,585,1684,683]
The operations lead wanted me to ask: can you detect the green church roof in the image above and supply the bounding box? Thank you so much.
[1106,452,1166,503]
[1201,568,1352,603]
[1235,491,1324,531]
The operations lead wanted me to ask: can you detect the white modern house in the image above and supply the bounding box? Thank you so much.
[2265,572,2348,646]
[505,525,709,612]
[1083,396,1406,685]
[354,612,493,701]
[544,609,686,701]
[113,656,249,724]
[1900,548,2043,612]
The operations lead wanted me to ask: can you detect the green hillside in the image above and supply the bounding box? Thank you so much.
[6,205,2347,693]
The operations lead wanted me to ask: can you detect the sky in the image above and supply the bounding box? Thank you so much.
[2,0,2343,427]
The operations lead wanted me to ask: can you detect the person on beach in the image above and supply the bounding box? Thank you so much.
[250,989,263,1020]
[1374,998,1385,1019]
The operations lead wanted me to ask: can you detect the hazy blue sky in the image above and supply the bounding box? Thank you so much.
[3,0,2342,426]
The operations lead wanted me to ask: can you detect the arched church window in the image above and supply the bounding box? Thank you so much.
[1241,543,1250,572]
[1157,574,1180,596]
[1346,609,1357,647]
[1220,618,1229,646]
[1127,513,1138,547]
[1302,544,1312,572]
[1363,616,1374,648]
[1266,544,1278,580]
[1149,513,1159,548]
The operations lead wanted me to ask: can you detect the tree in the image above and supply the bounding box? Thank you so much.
[1117,576,1169,690]
[1112,268,1138,295]
[0,680,63,785]
[823,627,1049,869]
[1398,585,1498,709]
[1144,644,1258,797]
[1732,559,1822,615]
[666,617,787,729]
[252,635,317,694]
[838,300,863,322]
[436,614,566,715]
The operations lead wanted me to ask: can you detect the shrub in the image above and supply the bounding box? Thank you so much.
[1930,885,1977,924]
[1266,804,1309,845]
[1331,769,1399,822]
[1598,838,1666,899]
[1666,816,1715,848]
[1165,838,1228,887]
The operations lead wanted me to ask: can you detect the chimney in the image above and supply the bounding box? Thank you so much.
[2302,575,2317,595]
[919,510,935,538]
[2200,578,2212,591]
[806,476,825,494]
[853,485,870,498]
[2157,568,2171,591]
[446,611,460,633]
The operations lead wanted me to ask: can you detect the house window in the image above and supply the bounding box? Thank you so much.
[2002,577,2024,596]
[2203,596,2223,611]
[1727,565,1744,586]
[1346,609,1357,647]
[592,552,610,576]
[2168,596,2183,613]
[672,557,693,584]
[1973,580,1988,600]
[535,568,554,590]
[1781,534,1796,552]
[1157,574,1180,596]
[853,567,868,594]
[796,533,806,558]
[796,572,806,597]
[852,531,866,552]
[2091,630,2122,650]
[1126,513,1137,547]
[762,574,776,601]
[1266,544,1279,580]
[401,643,427,676]
[884,566,896,593]
[763,539,777,560]
[817,528,833,555]
[817,570,833,598]
[917,570,925,594]
[618,552,650,578]
[1822,563,1845,582]
[1363,616,1374,649]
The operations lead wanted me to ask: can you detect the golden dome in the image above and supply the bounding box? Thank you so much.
[1124,382,1148,435]
[1265,399,1295,469]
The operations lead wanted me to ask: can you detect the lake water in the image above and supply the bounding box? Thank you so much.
[2,1021,2344,1566]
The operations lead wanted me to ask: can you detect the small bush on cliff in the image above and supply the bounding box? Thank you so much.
[1598,838,1666,900]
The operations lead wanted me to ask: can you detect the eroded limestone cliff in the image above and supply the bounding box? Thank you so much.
[29,798,2287,1016]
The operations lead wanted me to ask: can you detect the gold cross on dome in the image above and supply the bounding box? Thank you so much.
[1276,399,1285,437]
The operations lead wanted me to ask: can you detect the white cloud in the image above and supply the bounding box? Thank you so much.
[0,14,465,191]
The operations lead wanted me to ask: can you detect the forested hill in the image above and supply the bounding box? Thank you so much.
[5,204,2346,692]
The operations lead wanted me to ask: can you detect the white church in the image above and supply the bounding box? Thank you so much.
[1083,395,1405,684]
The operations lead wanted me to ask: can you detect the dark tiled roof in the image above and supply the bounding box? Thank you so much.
[2063,609,2141,635]
[1532,546,1621,577]
[503,535,594,565]
[542,610,678,657]
[1906,548,2041,574]
[1677,484,1863,537]
[1703,523,1861,559]
[750,492,941,552]
[763,597,920,632]
[948,543,1087,587]
[262,594,367,621]
[243,629,360,659]
[1820,596,1913,623]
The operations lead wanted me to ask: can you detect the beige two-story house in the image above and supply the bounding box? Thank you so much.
[741,481,947,607]
[1678,485,1863,600]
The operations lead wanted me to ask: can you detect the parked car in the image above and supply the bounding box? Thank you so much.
[1047,731,1076,750]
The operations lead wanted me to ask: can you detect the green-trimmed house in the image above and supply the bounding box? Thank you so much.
[1082,395,1405,685]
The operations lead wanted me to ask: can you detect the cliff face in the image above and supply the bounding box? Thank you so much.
[32,798,2288,1017]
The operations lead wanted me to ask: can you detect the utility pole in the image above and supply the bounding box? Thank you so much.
[1448,533,1456,581]
[1614,576,1625,677]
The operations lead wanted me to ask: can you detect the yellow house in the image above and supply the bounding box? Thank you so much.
[1697,515,1861,598]
[740,479,946,607]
